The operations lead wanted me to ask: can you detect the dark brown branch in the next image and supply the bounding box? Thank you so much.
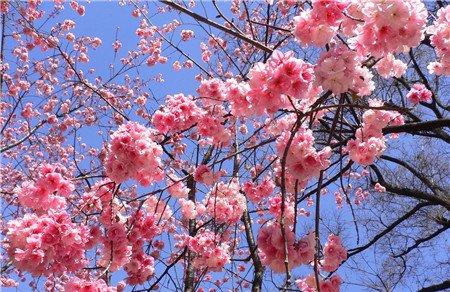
[348,202,434,256]
[242,210,264,292]
[383,119,450,135]
[418,279,450,292]
[160,0,273,53]
[393,222,449,258]
[370,165,450,210]
[380,155,445,195]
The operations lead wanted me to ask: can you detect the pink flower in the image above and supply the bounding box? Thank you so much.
[350,0,427,57]
[5,212,90,276]
[293,0,348,47]
[375,54,407,78]
[205,179,246,224]
[197,78,226,106]
[374,182,386,193]
[194,164,225,185]
[225,78,252,117]
[152,93,203,133]
[179,198,198,219]
[16,164,73,212]
[346,100,404,165]
[167,173,190,198]
[406,83,433,104]
[320,234,347,272]
[105,121,164,186]
[257,222,314,272]
[247,50,317,115]
[187,230,230,270]
[296,274,342,292]
[180,29,195,41]
[276,127,331,182]
[124,251,155,285]
[242,176,275,203]
[428,5,450,74]
[314,45,374,96]
[64,277,117,292]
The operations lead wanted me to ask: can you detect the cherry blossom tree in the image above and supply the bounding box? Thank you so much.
[1,0,449,291]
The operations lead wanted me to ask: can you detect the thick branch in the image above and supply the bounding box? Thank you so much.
[370,165,450,210]
[383,119,450,136]
[418,280,450,292]
[242,210,264,292]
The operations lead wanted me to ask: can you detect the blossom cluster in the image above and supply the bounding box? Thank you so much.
[64,277,118,292]
[167,173,190,198]
[346,100,404,165]
[153,91,232,145]
[247,51,317,114]
[374,54,407,79]
[314,45,374,96]
[293,0,427,59]
[187,230,230,270]
[350,0,428,57]
[205,180,246,224]
[194,164,225,185]
[98,222,132,272]
[105,121,164,186]
[16,164,74,212]
[179,198,206,220]
[267,195,297,224]
[276,127,331,182]
[406,83,433,104]
[124,247,155,285]
[293,0,348,47]
[257,222,315,273]
[242,176,275,203]
[296,274,342,292]
[152,93,203,133]
[197,78,226,106]
[224,78,252,117]
[321,234,348,271]
[428,5,450,75]
[5,212,90,276]
[196,106,232,146]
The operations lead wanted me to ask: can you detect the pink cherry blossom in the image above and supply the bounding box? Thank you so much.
[187,230,230,270]
[314,45,374,96]
[320,234,347,271]
[205,179,246,224]
[5,212,90,276]
[375,54,407,78]
[152,93,203,133]
[193,164,225,185]
[346,100,404,165]
[296,274,342,292]
[105,121,164,186]
[16,164,74,212]
[242,176,275,203]
[428,5,450,75]
[167,173,190,198]
[406,83,433,104]
[293,0,348,47]
[350,0,428,57]
[247,50,317,115]
[276,127,331,182]
[257,222,315,273]
[64,277,117,292]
